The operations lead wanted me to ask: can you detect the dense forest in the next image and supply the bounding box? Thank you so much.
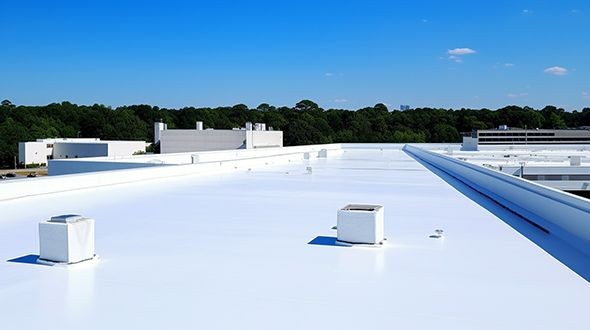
[1,99,589,167]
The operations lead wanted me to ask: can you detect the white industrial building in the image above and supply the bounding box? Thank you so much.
[1,143,589,329]
[462,127,590,151]
[156,121,283,153]
[18,138,146,166]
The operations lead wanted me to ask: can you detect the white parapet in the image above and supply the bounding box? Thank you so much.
[337,204,384,244]
[403,144,590,257]
[39,214,95,264]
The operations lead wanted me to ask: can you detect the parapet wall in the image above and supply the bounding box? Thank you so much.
[403,144,590,257]
[4,144,342,201]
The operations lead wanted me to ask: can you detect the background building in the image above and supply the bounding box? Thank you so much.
[18,138,146,166]
[156,121,283,153]
[473,127,590,145]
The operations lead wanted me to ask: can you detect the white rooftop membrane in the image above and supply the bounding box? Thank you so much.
[0,146,588,329]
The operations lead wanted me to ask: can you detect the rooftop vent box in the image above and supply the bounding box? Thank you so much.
[570,156,581,166]
[337,204,384,244]
[39,214,95,264]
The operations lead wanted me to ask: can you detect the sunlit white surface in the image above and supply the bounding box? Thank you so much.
[439,146,590,191]
[0,148,588,329]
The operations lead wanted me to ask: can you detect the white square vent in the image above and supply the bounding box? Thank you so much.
[337,204,384,244]
[39,214,95,264]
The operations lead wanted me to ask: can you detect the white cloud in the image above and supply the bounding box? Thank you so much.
[571,9,581,14]
[446,48,476,63]
[448,55,463,63]
[522,9,532,14]
[582,92,590,99]
[421,19,428,23]
[333,99,348,103]
[324,73,334,77]
[544,66,568,76]
[448,48,477,55]
[507,92,529,99]
[493,63,515,69]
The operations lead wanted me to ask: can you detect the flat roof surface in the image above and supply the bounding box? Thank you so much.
[1,148,588,329]
[430,146,587,173]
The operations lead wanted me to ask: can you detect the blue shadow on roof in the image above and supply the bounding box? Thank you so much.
[7,254,52,267]
[308,236,349,247]
[405,149,590,282]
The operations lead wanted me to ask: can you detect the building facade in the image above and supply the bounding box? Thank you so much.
[473,128,590,145]
[18,138,146,166]
[157,121,283,154]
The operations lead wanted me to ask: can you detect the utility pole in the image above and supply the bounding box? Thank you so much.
[14,156,17,170]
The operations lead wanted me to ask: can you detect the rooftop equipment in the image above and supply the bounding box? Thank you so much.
[570,156,582,166]
[337,204,384,245]
[39,214,95,264]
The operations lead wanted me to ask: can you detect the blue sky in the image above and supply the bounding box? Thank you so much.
[1,1,589,110]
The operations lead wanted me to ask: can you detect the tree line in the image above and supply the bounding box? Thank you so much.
[1,99,589,167]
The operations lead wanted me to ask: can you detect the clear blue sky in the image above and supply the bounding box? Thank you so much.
[1,0,589,110]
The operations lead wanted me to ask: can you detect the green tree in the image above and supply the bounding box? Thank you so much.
[0,118,29,167]
[431,124,460,143]
[295,100,320,111]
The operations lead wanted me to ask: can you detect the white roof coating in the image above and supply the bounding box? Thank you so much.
[1,146,588,329]
[443,147,589,167]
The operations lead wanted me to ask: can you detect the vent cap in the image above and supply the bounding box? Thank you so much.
[337,204,384,245]
[49,214,86,223]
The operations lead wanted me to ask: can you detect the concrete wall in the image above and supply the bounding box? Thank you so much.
[52,141,145,159]
[107,141,146,157]
[160,130,247,153]
[53,143,109,159]
[250,131,283,148]
[18,142,48,165]
[48,160,169,176]
[461,137,479,151]
[154,122,167,144]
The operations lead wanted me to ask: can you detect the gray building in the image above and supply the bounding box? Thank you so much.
[473,127,590,145]
[156,121,283,153]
